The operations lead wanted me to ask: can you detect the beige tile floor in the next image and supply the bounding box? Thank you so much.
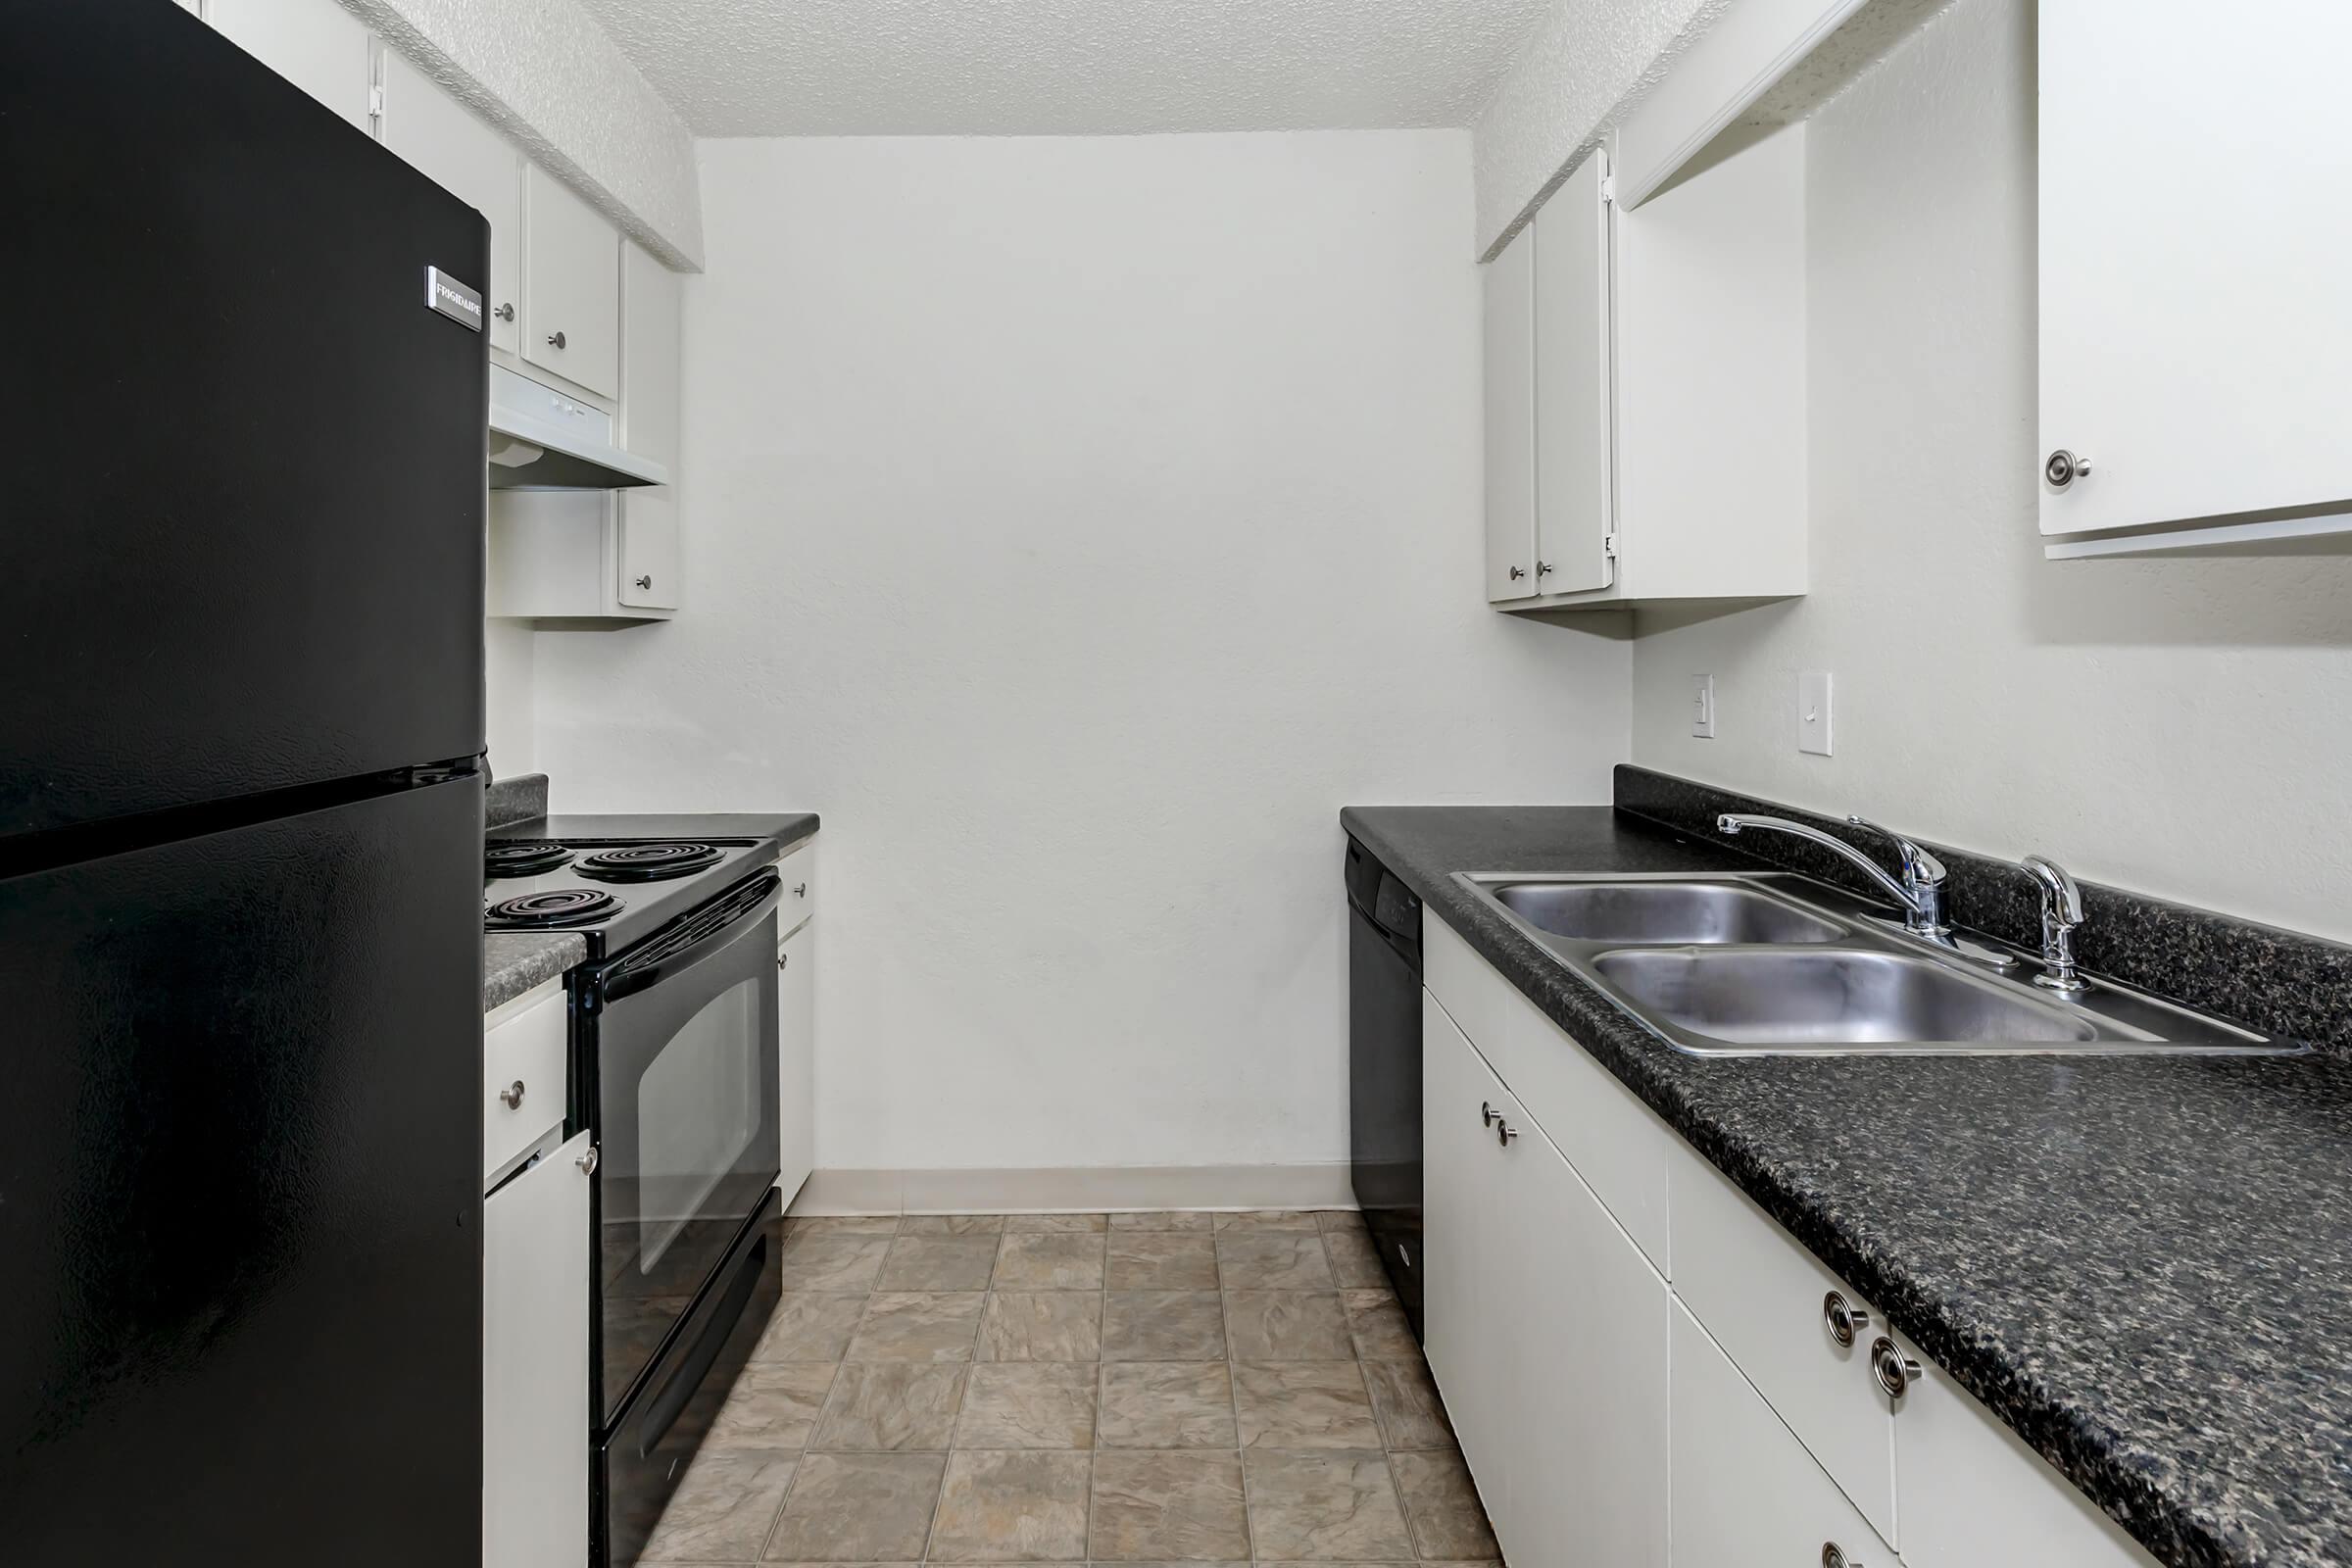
[640,1208,1503,1566]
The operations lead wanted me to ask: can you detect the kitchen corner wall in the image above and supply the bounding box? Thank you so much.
[531,130,1631,1174]
[1629,0,2352,941]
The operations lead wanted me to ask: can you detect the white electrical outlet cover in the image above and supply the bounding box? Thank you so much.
[1797,670,1833,756]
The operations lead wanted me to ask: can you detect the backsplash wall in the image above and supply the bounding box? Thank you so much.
[1627,0,2352,942]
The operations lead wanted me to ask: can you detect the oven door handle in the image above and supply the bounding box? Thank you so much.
[586,870,783,1006]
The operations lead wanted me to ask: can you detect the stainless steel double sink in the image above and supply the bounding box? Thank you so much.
[1457,873,2296,1057]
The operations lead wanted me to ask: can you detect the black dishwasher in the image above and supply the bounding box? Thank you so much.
[1346,834,1424,1339]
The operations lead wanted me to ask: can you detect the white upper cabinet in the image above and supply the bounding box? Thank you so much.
[1483,127,1805,613]
[523,165,622,400]
[614,240,684,612]
[2039,0,2352,555]
[1531,150,1615,598]
[378,52,523,356]
[205,0,372,130]
[1482,220,1538,602]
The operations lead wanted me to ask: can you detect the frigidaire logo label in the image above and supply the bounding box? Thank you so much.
[424,266,484,331]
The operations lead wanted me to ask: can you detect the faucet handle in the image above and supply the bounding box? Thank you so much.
[2021,855,2087,993]
[1844,815,1947,890]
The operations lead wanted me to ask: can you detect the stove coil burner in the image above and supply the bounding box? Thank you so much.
[485,839,575,878]
[574,842,724,882]
[486,888,623,929]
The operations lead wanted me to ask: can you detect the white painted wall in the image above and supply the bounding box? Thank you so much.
[1629,0,2352,940]
[484,618,535,776]
[344,0,703,267]
[532,131,1630,1172]
[1471,0,1719,253]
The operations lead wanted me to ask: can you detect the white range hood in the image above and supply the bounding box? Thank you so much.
[486,366,667,491]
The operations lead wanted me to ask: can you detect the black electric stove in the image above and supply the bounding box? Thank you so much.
[482,836,768,956]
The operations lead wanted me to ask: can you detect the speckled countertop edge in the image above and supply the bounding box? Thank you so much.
[1342,802,2352,1568]
[483,932,583,1012]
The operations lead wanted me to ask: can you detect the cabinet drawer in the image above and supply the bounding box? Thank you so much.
[1424,912,1676,1273]
[1670,1298,1890,1568]
[484,981,567,1180]
[1669,1152,1896,1540]
[1894,1329,2159,1568]
[774,841,816,936]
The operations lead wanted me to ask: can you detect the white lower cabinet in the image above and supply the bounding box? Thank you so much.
[1894,1327,2158,1568]
[776,919,814,1202]
[1670,1298,1890,1568]
[1426,911,2161,1568]
[1670,1149,1896,1539]
[483,1130,592,1568]
[1423,992,1669,1568]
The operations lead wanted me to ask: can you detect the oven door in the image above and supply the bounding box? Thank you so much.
[582,870,783,1425]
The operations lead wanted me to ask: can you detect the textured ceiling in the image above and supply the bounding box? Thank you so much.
[569,0,1557,136]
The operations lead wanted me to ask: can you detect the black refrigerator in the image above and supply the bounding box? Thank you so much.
[1,7,490,1563]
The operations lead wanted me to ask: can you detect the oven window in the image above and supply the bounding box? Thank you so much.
[636,974,762,1272]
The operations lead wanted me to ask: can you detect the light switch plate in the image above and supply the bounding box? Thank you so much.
[1797,670,1833,756]
[1690,674,1715,738]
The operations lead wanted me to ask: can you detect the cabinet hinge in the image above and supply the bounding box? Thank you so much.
[368,83,385,122]
[1598,174,1616,206]
[1602,532,1619,560]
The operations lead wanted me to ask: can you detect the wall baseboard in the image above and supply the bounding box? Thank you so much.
[788,1162,1359,1217]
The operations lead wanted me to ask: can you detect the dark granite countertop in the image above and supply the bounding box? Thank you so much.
[1342,804,2352,1568]
[480,809,819,1011]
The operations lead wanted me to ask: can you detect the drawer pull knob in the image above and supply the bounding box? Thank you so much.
[498,1079,525,1110]
[1481,1101,1499,1127]
[1823,1291,1871,1348]
[1870,1336,1922,1398]
[1494,1119,1517,1147]
[1823,1544,1861,1568]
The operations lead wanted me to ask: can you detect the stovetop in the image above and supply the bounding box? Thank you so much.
[482,837,769,957]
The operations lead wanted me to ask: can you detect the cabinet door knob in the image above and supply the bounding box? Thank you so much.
[776,951,789,969]
[1494,1120,1517,1146]
[1481,1101,1499,1127]
[498,1079,525,1110]
[575,1145,600,1176]
[794,883,808,898]
[1869,1336,1922,1397]
[634,574,653,590]
[1507,565,1526,580]
[494,302,515,322]
[2044,448,2089,489]
[1537,561,1553,576]
[1822,1544,1861,1568]
[1822,1291,1871,1348]
[547,330,566,349]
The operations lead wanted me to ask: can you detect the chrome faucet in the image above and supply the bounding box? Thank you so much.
[2020,855,2087,993]
[1717,812,1950,938]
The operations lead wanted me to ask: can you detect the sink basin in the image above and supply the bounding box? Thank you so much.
[1454,870,2295,1056]
[1591,948,2101,1049]
[1490,881,1843,945]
